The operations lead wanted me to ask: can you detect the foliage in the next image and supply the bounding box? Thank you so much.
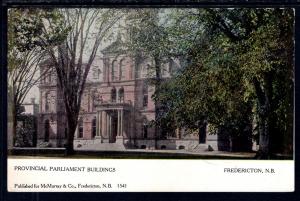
[10,8,124,154]
[15,115,37,147]
[40,8,123,154]
[152,8,294,156]
[8,9,69,146]
[125,9,171,59]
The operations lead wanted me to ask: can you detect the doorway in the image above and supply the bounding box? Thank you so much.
[109,112,118,143]
[44,120,50,142]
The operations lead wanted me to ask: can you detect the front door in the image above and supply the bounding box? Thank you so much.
[109,112,118,143]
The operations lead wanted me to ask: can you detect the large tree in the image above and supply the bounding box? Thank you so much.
[153,8,294,157]
[125,9,173,145]
[8,9,67,146]
[37,8,123,154]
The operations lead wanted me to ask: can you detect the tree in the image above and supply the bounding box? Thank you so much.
[153,31,253,150]
[125,9,173,145]
[205,8,293,157]
[7,9,66,146]
[37,8,123,154]
[153,8,294,157]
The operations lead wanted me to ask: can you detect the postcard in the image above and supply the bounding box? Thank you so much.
[6,7,295,192]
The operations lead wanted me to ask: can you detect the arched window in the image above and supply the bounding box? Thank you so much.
[78,118,83,138]
[143,84,148,108]
[44,68,52,83]
[112,60,118,81]
[44,119,50,142]
[119,59,126,80]
[142,64,151,78]
[92,117,97,138]
[93,67,102,79]
[111,87,116,102]
[118,87,124,103]
[146,64,151,76]
[45,92,51,112]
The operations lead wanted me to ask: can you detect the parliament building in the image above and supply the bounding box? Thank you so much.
[37,37,225,151]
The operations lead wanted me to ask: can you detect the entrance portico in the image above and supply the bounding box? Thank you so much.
[95,101,132,144]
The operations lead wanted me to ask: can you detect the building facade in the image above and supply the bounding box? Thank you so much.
[37,39,218,151]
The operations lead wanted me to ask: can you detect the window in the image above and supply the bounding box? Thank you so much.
[143,124,148,139]
[146,64,151,76]
[118,87,124,103]
[78,118,83,138]
[44,120,50,142]
[142,64,151,78]
[119,59,126,80]
[45,71,51,83]
[111,87,116,102]
[179,145,185,150]
[112,60,118,81]
[143,84,148,108]
[92,117,97,138]
[161,145,166,149]
[45,92,51,112]
[93,68,102,79]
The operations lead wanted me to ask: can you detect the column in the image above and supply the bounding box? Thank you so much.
[117,110,120,136]
[120,109,123,136]
[96,111,100,137]
[99,111,102,137]
[105,111,109,137]
[109,114,112,140]
[130,110,133,139]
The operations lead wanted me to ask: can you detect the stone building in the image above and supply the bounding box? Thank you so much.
[37,38,218,151]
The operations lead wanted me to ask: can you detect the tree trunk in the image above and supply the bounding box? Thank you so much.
[12,105,17,147]
[198,120,207,144]
[65,112,78,155]
[257,115,270,158]
[154,56,161,149]
[253,77,271,159]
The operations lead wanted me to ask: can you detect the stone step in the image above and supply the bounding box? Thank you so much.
[188,144,214,152]
[75,142,126,151]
